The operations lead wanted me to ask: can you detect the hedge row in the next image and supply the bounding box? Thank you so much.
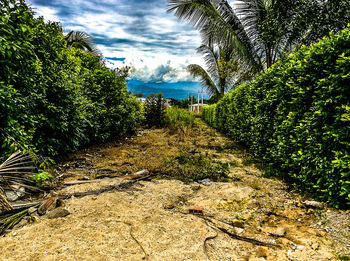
[203,28,350,208]
[0,1,142,162]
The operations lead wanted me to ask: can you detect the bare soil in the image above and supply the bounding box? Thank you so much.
[1,120,349,260]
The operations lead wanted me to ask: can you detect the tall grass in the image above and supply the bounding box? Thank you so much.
[164,107,195,138]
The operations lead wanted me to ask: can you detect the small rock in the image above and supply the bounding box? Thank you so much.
[268,227,286,237]
[12,232,17,236]
[47,207,70,219]
[4,186,25,202]
[304,200,324,209]
[190,184,201,191]
[296,245,305,251]
[199,178,212,186]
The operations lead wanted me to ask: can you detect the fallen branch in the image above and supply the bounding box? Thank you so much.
[63,179,102,186]
[58,175,152,200]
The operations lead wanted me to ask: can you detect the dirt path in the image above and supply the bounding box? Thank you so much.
[1,120,349,260]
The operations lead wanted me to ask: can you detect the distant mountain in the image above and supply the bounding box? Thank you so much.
[127,79,208,100]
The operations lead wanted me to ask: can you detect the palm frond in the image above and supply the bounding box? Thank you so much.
[0,151,41,194]
[196,44,220,83]
[0,201,41,235]
[0,191,12,211]
[65,31,101,56]
[168,0,262,72]
[0,208,28,234]
[187,64,219,97]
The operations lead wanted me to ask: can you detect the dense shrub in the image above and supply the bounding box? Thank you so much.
[143,93,165,128]
[203,28,350,208]
[0,0,142,161]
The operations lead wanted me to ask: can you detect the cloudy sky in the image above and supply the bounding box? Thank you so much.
[26,0,204,83]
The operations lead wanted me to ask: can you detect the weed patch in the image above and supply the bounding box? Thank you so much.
[161,150,230,182]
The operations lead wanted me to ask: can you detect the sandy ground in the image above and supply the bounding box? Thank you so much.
[1,122,349,260]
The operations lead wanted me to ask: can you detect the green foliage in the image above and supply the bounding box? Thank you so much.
[203,28,350,208]
[169,0,350,77]
[187,45,239,100]
[0,0,142,163]
[143,93,166,127]
[164,107,195,135]
[32,171,53,185]
[163,150,229,182]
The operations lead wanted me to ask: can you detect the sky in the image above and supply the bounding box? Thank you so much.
[26,0,205,83]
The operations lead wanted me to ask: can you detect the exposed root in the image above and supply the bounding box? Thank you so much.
[200,215,280,248]
[178,211,280,249]
[116,220,149,260]
[203,218,218,261]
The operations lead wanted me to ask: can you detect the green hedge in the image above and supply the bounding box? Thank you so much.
[203,28,350,208]
[0,1,142,161]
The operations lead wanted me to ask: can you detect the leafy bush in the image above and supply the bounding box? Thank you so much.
[164,107,195,136]
[143,93,165,127]
[0,0,142,162]
[203,28,350,208]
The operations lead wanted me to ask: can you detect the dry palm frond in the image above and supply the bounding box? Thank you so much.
[0,190,13,211]
[0,151,41,194]
[0,201,41,235]
[0,208,28,234]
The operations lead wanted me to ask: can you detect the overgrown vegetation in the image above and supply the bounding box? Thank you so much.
[143,93,165,128]
[203,29,350,208]
[163,150,230,182]
[164,107,195,138]
[0,0,142,162]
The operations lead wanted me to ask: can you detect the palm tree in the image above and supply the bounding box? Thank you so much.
[65,31,100,56]
[188,44,239,101]
[167,0,317,72]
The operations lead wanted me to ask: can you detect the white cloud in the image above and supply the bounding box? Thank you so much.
[27,0,204,83]
[31,6,60,22]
